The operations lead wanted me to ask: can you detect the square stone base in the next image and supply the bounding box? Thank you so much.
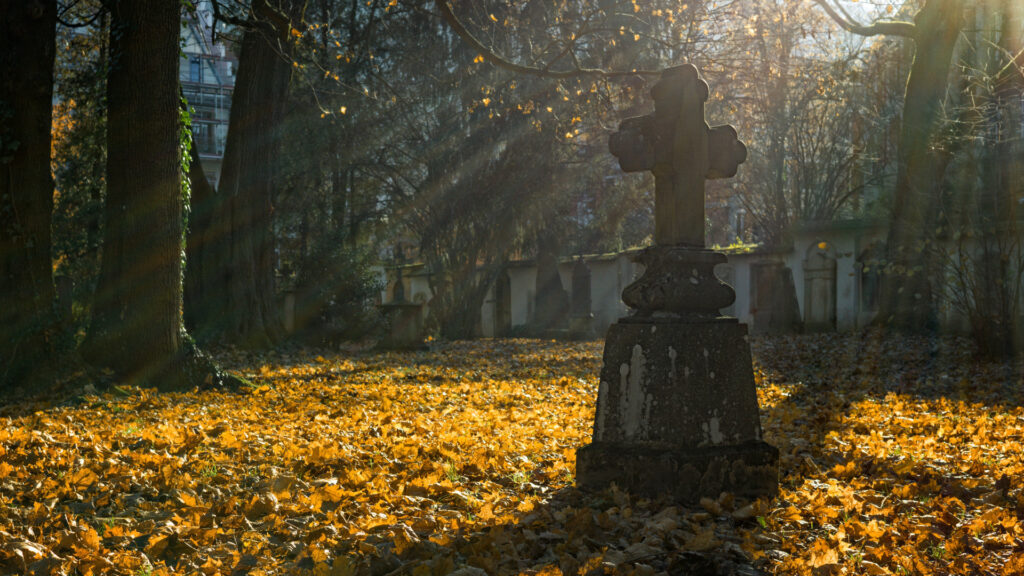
[576,440,778,502]
[377,304,426,350]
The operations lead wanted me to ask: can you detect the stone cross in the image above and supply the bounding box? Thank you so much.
[576,64,778,503]
[609,64,747,247]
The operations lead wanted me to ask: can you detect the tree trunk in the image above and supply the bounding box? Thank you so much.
[971,0,1023,358]
[83,0,188,386]
[431,261,496,340]
[441,274,491,340]
[756,3,793,247]
[184,120,217,336]
[188,0,307,347]
[878,0,963,331]
[0,0,58,390]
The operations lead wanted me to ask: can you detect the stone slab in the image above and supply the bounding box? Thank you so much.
[576,440,778,501]
[576,317,778,501]
[590,319,764,446]
[377,303,426,350]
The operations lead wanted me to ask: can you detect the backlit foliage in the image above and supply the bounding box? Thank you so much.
[2,335,1024,574]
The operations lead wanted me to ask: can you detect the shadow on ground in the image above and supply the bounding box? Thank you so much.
[754,329,1024,471]
[4,334,1022,575]
[312,483,763,576]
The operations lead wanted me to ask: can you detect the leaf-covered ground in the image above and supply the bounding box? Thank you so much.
[2,334,1024,575]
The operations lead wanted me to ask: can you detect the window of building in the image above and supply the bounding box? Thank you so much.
[193,123,213,154]
[190,58,202,83]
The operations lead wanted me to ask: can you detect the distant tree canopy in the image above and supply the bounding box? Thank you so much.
[4,0,1022,395]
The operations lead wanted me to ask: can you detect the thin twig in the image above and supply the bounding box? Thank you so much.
[432,0,662,78]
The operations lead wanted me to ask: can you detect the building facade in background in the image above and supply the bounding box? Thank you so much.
[180,2,235,186]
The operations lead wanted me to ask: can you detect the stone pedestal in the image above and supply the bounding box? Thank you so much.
[377,302,426,350]
[576,247,778,502]
[576,317,777,501]
[283,290,297,334]
[568,314,596,340]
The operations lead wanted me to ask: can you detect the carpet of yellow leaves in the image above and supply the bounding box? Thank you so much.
[1,334,1023,575]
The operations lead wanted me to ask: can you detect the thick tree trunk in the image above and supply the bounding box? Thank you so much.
[184,124,217,336]
[440,276,490,340]
[878,0,963,332]
[83,0,187,386]
[0,0,58,390]
[971,0,1024,358]
[188,0,307,347]
[756,4,793,247]
[430,259,495,341]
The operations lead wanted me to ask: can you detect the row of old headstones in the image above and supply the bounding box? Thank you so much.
[534,256,597,340]
[377,255,595,347]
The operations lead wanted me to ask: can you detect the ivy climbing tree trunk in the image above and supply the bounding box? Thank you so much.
[83,0,235,389]
[0,0,58,390]
[186,0,307,347]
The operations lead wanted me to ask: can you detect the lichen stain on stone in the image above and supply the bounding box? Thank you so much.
[708,416,723,444]
[595,380,610,440]
[668,346,678,380]
[700,411,724,446]
[619,344,649,440]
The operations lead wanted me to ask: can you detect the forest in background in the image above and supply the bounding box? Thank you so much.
[2,0,1023,395]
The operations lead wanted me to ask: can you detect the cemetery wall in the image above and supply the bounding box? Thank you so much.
[789,220,888,331]
[377,219,1021,340]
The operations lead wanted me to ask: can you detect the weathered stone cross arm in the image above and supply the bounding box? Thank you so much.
[608,64,746,247]
[609,116,747,178]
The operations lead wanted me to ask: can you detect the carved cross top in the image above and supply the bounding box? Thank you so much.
[609,64,746,247]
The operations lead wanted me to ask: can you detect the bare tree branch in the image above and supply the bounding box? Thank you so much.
[812,0,917,39]
[56,0,105,28]
[432,0,661,78]
[209,0,251,41]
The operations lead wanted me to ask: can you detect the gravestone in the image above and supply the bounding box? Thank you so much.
[803,245,837,332]
[283,289,297,333]
[751,261,802,335]
[569,257,596,339]
[576,65,778,501]
[493,271,512,337]
[377,267,426,350]
[533,247,570,335]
